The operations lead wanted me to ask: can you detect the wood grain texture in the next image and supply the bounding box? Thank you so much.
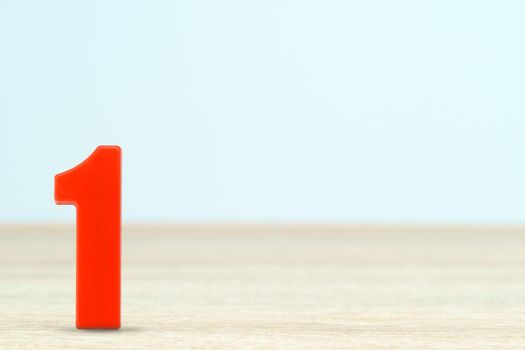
[0,224,524,349]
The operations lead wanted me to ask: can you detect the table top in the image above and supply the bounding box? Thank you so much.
[0,224,524,349]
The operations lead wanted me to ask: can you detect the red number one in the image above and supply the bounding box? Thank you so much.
[55,146,121,329]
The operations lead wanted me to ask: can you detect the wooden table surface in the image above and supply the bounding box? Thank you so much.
[0,224,524,349]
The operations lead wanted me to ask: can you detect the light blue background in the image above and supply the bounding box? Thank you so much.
[1,1,524,222]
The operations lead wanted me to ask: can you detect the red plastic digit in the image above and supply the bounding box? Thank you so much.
[55,146,121,329]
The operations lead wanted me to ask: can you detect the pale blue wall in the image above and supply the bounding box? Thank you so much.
[1,1,524,222]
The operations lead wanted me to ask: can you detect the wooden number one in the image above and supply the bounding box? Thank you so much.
[55,146,121,329]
